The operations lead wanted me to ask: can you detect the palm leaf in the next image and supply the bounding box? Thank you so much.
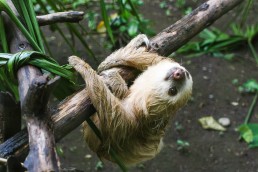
[0,51,77,99]
[100,0,115,44]
[0,0,42,52]
[0,12,8,52]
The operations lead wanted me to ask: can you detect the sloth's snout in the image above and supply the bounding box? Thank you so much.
[172,68,185,81]
[165,66,190,81]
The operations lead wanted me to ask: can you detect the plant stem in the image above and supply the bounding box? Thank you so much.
[244,91,258,124]
[0,12,8,52]
[248,40,258,64]
[240,0,253,27]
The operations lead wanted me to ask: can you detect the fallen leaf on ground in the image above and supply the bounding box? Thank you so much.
[198,116,226,131]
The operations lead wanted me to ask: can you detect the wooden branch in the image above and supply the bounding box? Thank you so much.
[22,75,60,172]
[0,0,244,160]
[37,11,84,26]
[5,0,61,171]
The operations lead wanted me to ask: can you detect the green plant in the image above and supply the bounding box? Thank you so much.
[33,0,153,52]
[0,0,77,100]
[175,0,186,9]
[159,0,192,16]
[176,139,190,151]
[237,80,258,148]
[177,25,258,62]
[95,161,104,170]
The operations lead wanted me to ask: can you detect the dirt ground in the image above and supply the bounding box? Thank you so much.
[50,1,258,171]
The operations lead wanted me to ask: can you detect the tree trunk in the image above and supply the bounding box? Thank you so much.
[4,1,61,171]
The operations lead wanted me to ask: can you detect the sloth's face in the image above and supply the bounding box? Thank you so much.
[133,60,193,107]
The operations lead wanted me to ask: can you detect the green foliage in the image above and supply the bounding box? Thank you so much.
[0,0,42,52]
[0,51,76,100]
[177,25,258,62]
[240,0,253,26]
[100,0,115,44]
[0,14,8,53]
[159,0,192,16]
[176,139,190,151]
[0,0,78,100]
[95,161,104,170]
[175,0,186,8]
[56,145,65,157]
[33,0,153,50]
[238,123,258,148]
[239,79,258,93]
[177,28,241,58]
[106,0,154,47]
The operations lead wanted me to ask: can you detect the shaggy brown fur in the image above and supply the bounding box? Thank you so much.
[68,35,193,166]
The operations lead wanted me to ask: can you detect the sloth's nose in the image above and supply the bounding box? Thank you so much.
[172,68,185,80]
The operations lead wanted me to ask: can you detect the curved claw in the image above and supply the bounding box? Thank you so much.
[126,34,150,50]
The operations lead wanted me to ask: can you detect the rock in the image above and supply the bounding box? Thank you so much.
[85,154,92,159]
[231,102,239,106]
[218,117,231,127]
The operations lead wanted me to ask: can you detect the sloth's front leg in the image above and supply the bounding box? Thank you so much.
[125,34,150,49]
[97,34,166,73]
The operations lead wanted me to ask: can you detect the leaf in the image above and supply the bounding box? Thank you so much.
[159,1,167,9]
[127,0,141,22]
[243,79,258,92]
[198,116,226,131]
[128,20,138,37]
[238,123,258,148]
[0,12,8,53]
[0,51,77,100]
[1,0,42,52]
[100,0,115,44]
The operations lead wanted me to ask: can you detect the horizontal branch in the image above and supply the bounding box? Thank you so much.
[0,0,244,159]
[37,11,84,26]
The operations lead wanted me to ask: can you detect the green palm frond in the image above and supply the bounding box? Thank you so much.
[0,51,77,100]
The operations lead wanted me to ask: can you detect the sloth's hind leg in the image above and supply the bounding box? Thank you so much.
[68,56,132,134]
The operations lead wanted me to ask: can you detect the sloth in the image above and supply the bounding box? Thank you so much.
[68,34,193,166]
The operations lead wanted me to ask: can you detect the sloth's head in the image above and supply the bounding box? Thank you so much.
[133,59,193,110]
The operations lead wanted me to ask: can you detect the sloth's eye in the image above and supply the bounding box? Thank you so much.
[168,86,178,96]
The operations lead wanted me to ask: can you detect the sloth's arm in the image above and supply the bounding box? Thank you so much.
[97,34,167,73]
[100,69,129,99]
[69,56,132,132]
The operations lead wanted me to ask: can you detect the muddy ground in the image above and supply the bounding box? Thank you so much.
[45,1,258,171]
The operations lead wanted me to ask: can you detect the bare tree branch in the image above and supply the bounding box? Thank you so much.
[37,11,84,26]
[22,75,60,171]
